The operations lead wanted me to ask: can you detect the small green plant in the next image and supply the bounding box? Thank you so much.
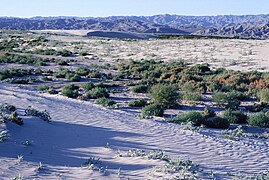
[247,112,269,128]
[25,106,51,122]
[257,89,269,103]
[87,87,109,99]
[221,126,247,140]
[61,84,79,98]
[36,162,44,171]
[222,109,247,124]
[131,84,149,93]
[128,98,147,107]
[202,116,230,129]
[95,98,116,107]
[82,82,95,91]
[8,111,24,125]
[140,103,164,118]
[167,111,204,126]
[150,84,180,108]
[182,92,201,101]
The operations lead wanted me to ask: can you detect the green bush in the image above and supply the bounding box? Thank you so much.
[247,112,269,128]
[150,84,180,108]
[140,103,164,118]
[202,117,230,129]
[212,92,241,110]
[62,84,79,98]
[182,92,201,101]
[222,109,247,124]
[128,99,147,107]
[82,82,95,91]
[202,107,216,118]
[131,84,149,93]
[8,111,24,126]
[257,89,269,102]
[95,97,116,107]
[87,87,109,99]
[168,111,204,126]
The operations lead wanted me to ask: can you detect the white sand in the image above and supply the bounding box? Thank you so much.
[0,84,269,179]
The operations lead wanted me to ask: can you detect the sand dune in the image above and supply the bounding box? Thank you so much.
[0,84,269,179]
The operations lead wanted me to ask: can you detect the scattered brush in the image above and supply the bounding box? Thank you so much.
[83,157,108,175]
[25,106,51,122]
[0,130,9,142]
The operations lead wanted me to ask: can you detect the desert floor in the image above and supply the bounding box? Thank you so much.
[0,30,269,179]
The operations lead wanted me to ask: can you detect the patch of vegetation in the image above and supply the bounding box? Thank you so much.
[131,84,149,93]
[168,111,204,126]
[247,112,269,128]
[222,109,247,124]
[128,99,147,107]
[95,97,116,107]
[140,103,164,118]
[87,87,109,99]
[25,106,51,122]
[202,116,230,129]
[61,84,80,98]
[0,53,49,66]
[150,84,180,108]
[82,82,95,91]
[32,49,73,57]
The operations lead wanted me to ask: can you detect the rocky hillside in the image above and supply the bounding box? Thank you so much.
[194,24,269,39]
[0,17,188,34]
[1,14,269,39]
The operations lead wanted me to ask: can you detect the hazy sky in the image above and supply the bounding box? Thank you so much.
[1,0,269,17]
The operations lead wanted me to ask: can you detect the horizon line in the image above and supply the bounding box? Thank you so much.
[1,13,269,19]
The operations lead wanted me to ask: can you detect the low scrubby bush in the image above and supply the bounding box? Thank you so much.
[140,103,164,118]
[62,84,79,98]
[87,87,109,99]
[202,117,230,129]
[95,98,116,107]
[150,84,180,108]
[168,111,204,126]
[82,82,95,91]
[131,84,149,93]
[182,92,201,101]
[25,106,51,122]
[222,109,247,124]
[257,89,269,103]
[128,99,147,107]
[247,112,269,128]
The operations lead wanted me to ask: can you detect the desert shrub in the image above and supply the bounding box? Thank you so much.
[9,111,23,125]
[222,109,247,124]
[79,51,88,56]
[181,82,196,92]
[247,102,267,112]
[247,112,269,128]
[202,117,230,129]
[128,99,147,107]
[140,103,164,118]
[66,73,81,82]
[202,107,216,118]
[38,85,57,94]
[95,98,116,107]
[168,111,204,126]
[150,84,180,108]
[87,87,109,99]
[87,71,102,79]
[257,89,269,102]
[57,60,69,66]
[182,92,201,101]
[131,84,149,93]
[25,106,51,122]
[82,82,95,91]
[62,84,79,98]
[75,67,90,76]
[212,92,241,110]
[0,103,16,112]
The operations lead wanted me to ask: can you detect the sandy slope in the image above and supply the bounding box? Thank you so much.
[0,84,269,179]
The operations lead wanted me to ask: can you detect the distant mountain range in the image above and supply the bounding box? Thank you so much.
[1,14,269,39]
